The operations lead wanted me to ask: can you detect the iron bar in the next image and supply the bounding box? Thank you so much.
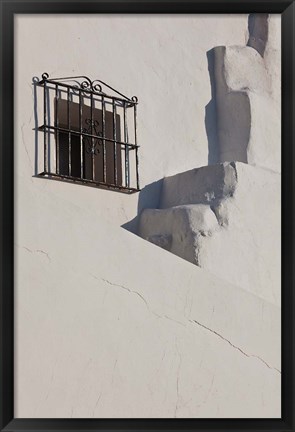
[67,87,71,177]
[43,81,47,173]
[123,101,129,188]
[102,96,106,183]
[38,125,138,149]
[90,93,95,181]
[38,171,138,194]
[113,100,117,186]
[79,90,83,178]
[54,84,59,174]
[134,104,139,190]
[55,84,60,175]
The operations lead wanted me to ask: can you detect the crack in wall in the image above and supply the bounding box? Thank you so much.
[19,245,51,262]
[92,392,102,417]
[17,244,281,377]
[91,274,280,376]
[174,339,182,418]
[90,274,161,319]
[36,249,51,261]
[190,319,281,374]
[21,122,33,171]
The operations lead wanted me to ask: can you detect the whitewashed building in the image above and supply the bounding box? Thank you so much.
[15,13,281,418]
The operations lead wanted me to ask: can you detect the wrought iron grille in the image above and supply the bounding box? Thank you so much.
[35,73,140,193]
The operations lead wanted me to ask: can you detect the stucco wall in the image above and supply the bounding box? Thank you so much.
[15,14,251,209]
[14,204,281,418]
[14,14,281,418]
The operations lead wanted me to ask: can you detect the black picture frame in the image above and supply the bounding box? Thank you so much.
[0,0,294,431]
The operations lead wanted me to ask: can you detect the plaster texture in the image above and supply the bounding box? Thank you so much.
[15,13,251,192]
[14,13,281,418]
[139,162,281,306]
[138,14,281,306]
[213,15,281,172]
[15,186,280,418]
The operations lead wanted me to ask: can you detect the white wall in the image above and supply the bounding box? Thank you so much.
[14,195,281,418]
[15,14,250,200]
[14,14,281,418]
[139,162,281,305]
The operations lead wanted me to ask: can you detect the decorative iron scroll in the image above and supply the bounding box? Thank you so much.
[39,72,138,104]
[83,119,102,155]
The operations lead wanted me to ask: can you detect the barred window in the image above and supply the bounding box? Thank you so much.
[36,73,139,193]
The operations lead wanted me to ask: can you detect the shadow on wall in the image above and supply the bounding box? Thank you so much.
[247,13,269,57]
[121,178,163,234]
[123,13,269,236]
[205,48,219,166]
[123,49,221,234]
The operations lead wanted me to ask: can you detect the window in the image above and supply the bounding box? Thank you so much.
[36,73,139,193]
